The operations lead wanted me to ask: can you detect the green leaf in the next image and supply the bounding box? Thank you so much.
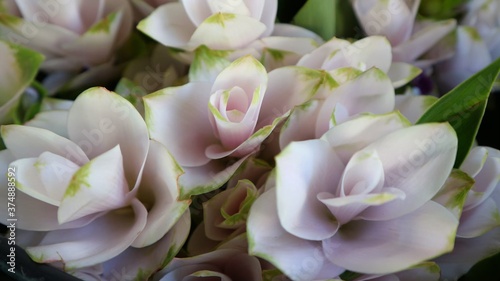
[417,57,500,168]
[292,0,357,40]
[419,0,470,19]
[0,40,44,124]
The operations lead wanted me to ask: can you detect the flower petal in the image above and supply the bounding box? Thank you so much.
[178,156,250,199]
[321,112,410,164]
[26,198,148,268]
[67,87,149,189]
[436,227,500,280]
[387,62,422,88]
[133,140,190,247]
[360,123,458,220]
[10,152,79,206]
[1,125,88,165]
[315,67,395,137]
[457,198,500,238]
[352,0,414,46]
[279,99,322,150]
[394,93,437,124]
[58,145,129,224]
[259,66,338,126]
[26,111,69,139]
[276,139,343,240]
[393,19,456,63]
[247,189,344,281]
[144,82,217,167]
[323,201,457,274]
[188,13,266,50]
[102,210,191,281]
[137,2,196,49]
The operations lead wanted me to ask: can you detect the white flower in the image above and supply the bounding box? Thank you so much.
[0,0,133,72]
[0,87,190,279]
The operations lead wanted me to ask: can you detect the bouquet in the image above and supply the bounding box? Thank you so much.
[1,0,499,280]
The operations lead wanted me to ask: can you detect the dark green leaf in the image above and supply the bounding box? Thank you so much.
[292,0,358,40]
[417,57,500,168]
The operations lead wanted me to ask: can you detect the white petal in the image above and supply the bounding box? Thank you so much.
[26,111,69,139]
[387,62,422,88]
[315,68,395,137]
[276,140,343,240]
[457,198,500,238]
[188,13,266,50]
[279,99,322,149]
[1,125,88,165]
[58,146,129,224]
[11,152,79,206]
[323,201,457,274]
[394,93,437,124]
[178,156,250,199]
[259,66,338,126]
[144,82,217,167]
[247,189,344,281]
[137,2,196,49]
[360,123,458,220]
[352,0,414,46]
[68,87,149,189]
[26,199,148,268]
[133,140,190,247]
[393,19,456,63]
[321,112,410,164]
[102,210,191,281]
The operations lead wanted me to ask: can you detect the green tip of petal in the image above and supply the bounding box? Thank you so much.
[64,164,92,198]
[204,13,236,27]
[87,12,118,33]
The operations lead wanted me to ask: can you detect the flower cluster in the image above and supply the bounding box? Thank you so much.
[1,0,500,281]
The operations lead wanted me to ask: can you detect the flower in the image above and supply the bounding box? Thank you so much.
[351,0,456,69]
[0,40,43,124]
[0,87,190,279]
[153,248,263,281]
[435,146,500,280]
[462,0,500,60]
[138,0,277,51]
[0,0,133,72]
[137,0,321,72]
[297,36,421,87]
[247,112,459,280]
[143,56,313,198]
[433,26,494,92]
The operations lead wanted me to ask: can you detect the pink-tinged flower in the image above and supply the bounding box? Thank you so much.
[247,112,459,280]
[0,0,133,72]
[462,0,500,60]
[138,0,321,73]
[351,0,456,69]
[0,40,43,124]
[434,26,494,92]
[187,178,261,255]
[143,56,313,198]
[435,147,500,280]
[298,36,421,88]
[0,87,190,279]
[394,88,437,123]
[137,0,277,51]
[277,67,395,150]
[152,248,263,281]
